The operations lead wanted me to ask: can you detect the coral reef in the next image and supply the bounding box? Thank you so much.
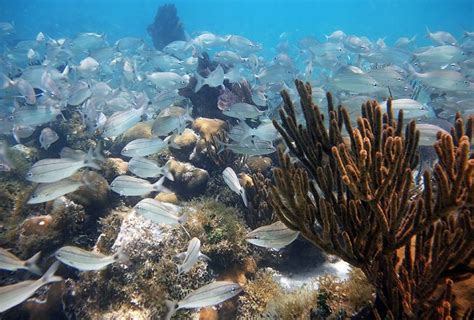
[270,80,474,319]
[147,4,186,50]
[168,159,209,197]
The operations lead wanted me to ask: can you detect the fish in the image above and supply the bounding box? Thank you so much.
[27,177,84,204]
[12,105,61,127]
[54,246,128,271]
[0,261,62,313]
[110,175,168,197]
[0,141,14,172]
[246,221,300,249]
[325,30,346,42]
[228,120,278,142]
[176,237,210,275]
[146,72,188,90]
[394,35,416,48]
[222,103,264,119]
[222,167,248,207]
[165,281,242,320]
[121,137,172,158]
[381,99,432,120]
[151,106,193,137]
[218,137,276,156]
[417,123,449,146]
[14,79,37,104]
[133,198,187,225]
[67,80,91,106]
[0,249,42,275]
[426,28,457,46]
[194,65,225,92]
[76,56,99,77]
[408,65,469,92]
[39,127,59,150]
[26,148,101,183]
[102,103,147,138]
[128,157,174,180]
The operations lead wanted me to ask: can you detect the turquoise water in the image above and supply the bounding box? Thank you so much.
[1,0,473,49]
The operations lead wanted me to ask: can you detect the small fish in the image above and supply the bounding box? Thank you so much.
[27,177,83,204]
[39,127,59,150]
[394,35,416,48]
[0,261,62,313]
[121,137,172,158]
[325,30,346,42]
[222,167,248,207]
[194,65,225,93]
[26,148,100,183]
[76,56,99,76]
[146,72,188,90]
[134,198,187,225]
[12,105,61,127]
[0,249,41,275]
[54,246,128,271]
[408,65,469,92]
[128,157,174,180]
[165,281,242,320]
[218,137,276,156]
[426,28,457,46]
[0,141,14,172]
[176,237,210,275]
[246,221,300,249]
[110,175,168,197]
[222,102,264,119]
[228,120,278,142]
[151,106,193,137]
[14,79,36,104]
[381,99,433,120]
[102,104,147,138]
[68,80,91,106]
[417,123,449,146]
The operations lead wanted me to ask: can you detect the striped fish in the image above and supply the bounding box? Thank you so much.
[246,221,299,249]
[110,175,168,197]
[0,262,62,313]
[54,246,128,271]
[128,157,174,180]
[102,104,146,138]
[121,137,171,157]
[134,198,186,225]
[222,167,248,207]
[176,237,210,274]
[0,249,42,275]
[165,281,242,320]
[28,178,83,204]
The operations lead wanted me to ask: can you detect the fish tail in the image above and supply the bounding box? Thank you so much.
[178,213,188,224]
[41,261,62,284]
[84,147,101,170]
[163,163,175,182]
[240,189,248,208]
[425,26,431,38]
[165,300,178,320]
[24,251,42,275]
[194,72,206,93]
[114,247,130,265]
[152,175,166,192]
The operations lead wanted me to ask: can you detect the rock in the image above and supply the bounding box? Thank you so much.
[192,118,227,140]
[103,158,128,180]
[168,159,209,197]
[246,156,273,173]
[121,121,153,144]
[154,192,179,204]
[169,128,198,161]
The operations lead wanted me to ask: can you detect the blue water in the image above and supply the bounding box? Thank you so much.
[1,0,473,50]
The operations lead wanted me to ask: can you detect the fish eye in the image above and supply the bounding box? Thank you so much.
[8,115,14,121]
[373,82,378,87]
[464,80,469,85]
[27,172,33,177]
[31,194,37,198]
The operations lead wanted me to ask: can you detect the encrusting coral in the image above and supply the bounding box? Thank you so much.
[270,79,473,319]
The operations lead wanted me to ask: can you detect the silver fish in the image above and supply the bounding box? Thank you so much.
[0,141,14,172]
[133,198,186,225]
[39,127,59,150]
[426,28,457,46]
[222,167,248,207]
[165,281,242,320]
[12,105,61,127]
[121,137,171,158]
[408,64,469,91]
[54,246,128,271]
[223,103,264,119]
[381,99,433,120]
[14,79,36,105]
[0,261,62,313]
[110,175,168,197]
[151,106,193,137]
[102,104,146,138]
[27,178,83,204]
[229,120,278,142]
[218,137,276,156]
[194,65,225,93]
[146,72,188,90]
[26,148,100,183]
[176,237,210,275]
[68,80,91,106]
[128,157,174,180]
[0,249,41,275]
[417,123,449,147]
[246,221,300,249]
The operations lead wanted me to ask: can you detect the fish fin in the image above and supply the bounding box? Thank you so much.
[41,261,62,284]
[165,300,178,320]
[164,168,175,182]
[24,251,42,275]
[240,188,248,207]
[84,147,101,170]
[425,26,431,38]
[175,252,186,260]
[152,175,166,192]
[114,247,130,265]
[199,253,211,262]
[178,213,188,224]
[193,72,206,93]
[93,141,106,162]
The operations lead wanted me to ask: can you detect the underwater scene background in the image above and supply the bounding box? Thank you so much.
[0,0,473,319]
